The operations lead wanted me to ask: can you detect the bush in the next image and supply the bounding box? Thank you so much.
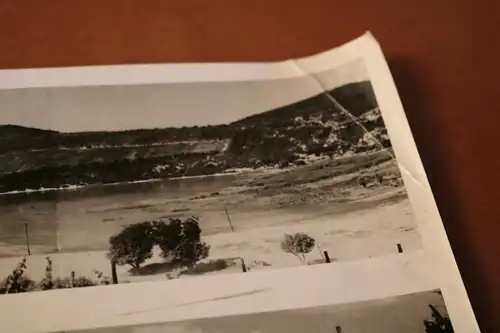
[0,257,110,295]
[424,305,454,333]
[51,274,96,289]
[152,217,210,268]
[281,232,316,264]
[38,257,55,290]
[107,221,155,269]
[0,258,36,294]
[51,270,110,289]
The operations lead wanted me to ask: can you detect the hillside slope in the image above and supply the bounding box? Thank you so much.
[0,80,392,192]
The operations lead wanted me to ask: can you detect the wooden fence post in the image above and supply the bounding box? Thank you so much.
[397,243,403,253]
[240,258,247,272]
[323,251,331,263]
[224,207,235,232]
[24,222,31,256]
[111,260,118,284]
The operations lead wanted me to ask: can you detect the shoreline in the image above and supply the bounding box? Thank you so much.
[0,170,246,197]
[0,150,392,197]
[0,164,302,197]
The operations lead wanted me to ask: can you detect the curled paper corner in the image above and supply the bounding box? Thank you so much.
[361,30,379,46]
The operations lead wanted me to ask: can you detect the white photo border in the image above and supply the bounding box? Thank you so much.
[0,32,480,333]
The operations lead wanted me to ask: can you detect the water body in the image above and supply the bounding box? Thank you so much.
[0,175,237,257]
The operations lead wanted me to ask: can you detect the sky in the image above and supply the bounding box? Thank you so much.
[0,59,369,133]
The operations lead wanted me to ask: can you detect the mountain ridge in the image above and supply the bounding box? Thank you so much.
[0,80,392,193]
[0,81,376,151]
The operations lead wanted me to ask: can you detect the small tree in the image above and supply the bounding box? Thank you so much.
[107,221,155,270]
[38,257,55,290]
[153,217,210,268]
[0,257,36,294]
[423,304,454,333]
[281,232,316,265]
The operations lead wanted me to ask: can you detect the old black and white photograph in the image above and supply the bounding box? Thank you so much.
[52,290,453,333]
[0,58,423,293]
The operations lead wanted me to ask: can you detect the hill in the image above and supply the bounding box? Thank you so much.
[0,80,392,193]
[0,125,60,153]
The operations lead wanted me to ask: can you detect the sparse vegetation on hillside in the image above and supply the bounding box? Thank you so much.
[0,81,391,192]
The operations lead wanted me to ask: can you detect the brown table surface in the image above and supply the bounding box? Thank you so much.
[1,1,499,332]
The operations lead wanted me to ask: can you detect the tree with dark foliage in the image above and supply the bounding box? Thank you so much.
[152,217,210,268]
[107,217,210,271]
[107,221,155,270]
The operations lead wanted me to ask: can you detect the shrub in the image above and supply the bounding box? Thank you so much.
[51,269,111,289]
[0,258,37,294]
[38,257,55,290]
[93,270,112,285]
[424,304,454,333]
[52,273,96,289]
[281,232,316,265]
[0,257,110,295]
[153,217,210,268]
[107,221,155,270]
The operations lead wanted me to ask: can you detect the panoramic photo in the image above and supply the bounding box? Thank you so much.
[53,290,453,333]
[0,58,422,293]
